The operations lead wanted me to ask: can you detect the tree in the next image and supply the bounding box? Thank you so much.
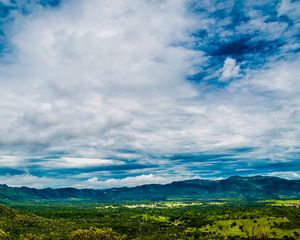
[70,227,126,240]
[0,229,9,240]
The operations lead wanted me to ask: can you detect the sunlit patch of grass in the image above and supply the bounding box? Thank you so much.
[199,216,300,239]
[140,214,170,222]
[261,199,300,206]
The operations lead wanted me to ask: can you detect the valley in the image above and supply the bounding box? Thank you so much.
[0,198,299,239]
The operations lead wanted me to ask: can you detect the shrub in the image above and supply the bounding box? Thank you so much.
[19,233,46,240]
[70,227,126,240]
[0,229,9,240]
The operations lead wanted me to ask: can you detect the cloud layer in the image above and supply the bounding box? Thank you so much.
[0,0,299,188]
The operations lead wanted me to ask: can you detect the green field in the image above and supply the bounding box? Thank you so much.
[0,199,299,239]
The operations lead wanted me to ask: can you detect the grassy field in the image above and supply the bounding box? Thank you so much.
[0,199,299,239]
[261,200,300,206]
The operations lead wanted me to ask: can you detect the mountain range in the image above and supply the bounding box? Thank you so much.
[0,176,299,202]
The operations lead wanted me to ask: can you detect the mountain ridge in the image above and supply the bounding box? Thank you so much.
[0,176,299,201]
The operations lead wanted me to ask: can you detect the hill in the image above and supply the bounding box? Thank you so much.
[0,176,299,202]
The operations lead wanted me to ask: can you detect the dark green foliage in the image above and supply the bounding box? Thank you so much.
[231,222,237,227]
[70,227,125,240]
[0,201,300,239]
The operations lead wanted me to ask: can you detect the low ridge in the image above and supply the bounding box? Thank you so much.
[0,176,299,202]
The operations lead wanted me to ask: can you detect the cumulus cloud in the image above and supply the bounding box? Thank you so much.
[220,57,240,81]
[0,0,200,150]
[83,174,190,189]
[0,173,192,189]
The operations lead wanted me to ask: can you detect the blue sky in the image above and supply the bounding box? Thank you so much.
[0,0,299,188]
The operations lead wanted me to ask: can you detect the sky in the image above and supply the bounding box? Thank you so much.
[0,0,299,188]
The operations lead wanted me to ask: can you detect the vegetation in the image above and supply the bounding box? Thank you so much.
[0,199,299,239]
[70,228,125,240]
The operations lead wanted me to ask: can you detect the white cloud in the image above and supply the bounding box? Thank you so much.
[266,171,300,180]
[87,177,98,184]
[0,174,65,189]
[0,154,23,167]
[277,0,300,20]
[250,57,300,93]
[83,174,190,189]
[0,173,193,189]
[48,157,123,168]
[220,57,240,81]
[0,0,201,152]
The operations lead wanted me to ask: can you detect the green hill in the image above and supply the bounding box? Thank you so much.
[0,176,299,202]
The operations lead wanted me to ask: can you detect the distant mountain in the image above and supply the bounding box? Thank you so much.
[0,176,299,202]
